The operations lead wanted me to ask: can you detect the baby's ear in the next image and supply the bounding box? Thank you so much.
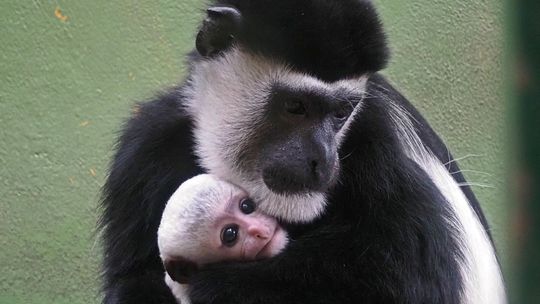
[163,257,199,284]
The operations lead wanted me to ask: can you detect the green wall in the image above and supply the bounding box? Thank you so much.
[0,1,507,303]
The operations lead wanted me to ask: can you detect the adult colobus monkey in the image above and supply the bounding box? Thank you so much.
[100,0,506,303]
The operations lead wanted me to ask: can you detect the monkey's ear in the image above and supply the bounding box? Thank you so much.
[196,6,242,57]
[163,257,199,284]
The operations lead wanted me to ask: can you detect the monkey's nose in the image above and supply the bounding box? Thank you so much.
[247,225,271,239]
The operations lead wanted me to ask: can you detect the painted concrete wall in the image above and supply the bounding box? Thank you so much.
[0,1,506,303]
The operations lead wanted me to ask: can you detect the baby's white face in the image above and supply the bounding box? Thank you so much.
[207,192,288,262]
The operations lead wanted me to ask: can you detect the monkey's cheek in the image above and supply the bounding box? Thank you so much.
[271,226,289,254]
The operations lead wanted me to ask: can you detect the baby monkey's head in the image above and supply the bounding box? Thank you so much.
[158,174,288,284]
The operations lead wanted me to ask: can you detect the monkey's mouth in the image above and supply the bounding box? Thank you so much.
[262,166,336,195]
[255,226,288,259]
[263,170,313,195]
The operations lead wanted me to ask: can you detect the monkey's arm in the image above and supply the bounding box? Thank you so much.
[100,90,203,304]
[189,224,358,304]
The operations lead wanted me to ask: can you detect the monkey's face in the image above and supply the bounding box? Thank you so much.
[184,49,367,223]
[210,195,288,261]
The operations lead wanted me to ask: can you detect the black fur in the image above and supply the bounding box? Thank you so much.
[100,1,492,303]
[210,0,389,82]
[100,91,203,303]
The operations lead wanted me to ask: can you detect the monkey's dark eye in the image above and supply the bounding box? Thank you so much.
[334,108,349,120]
[239,199,256,214]
[284,99,306,115]
[333,103,354,125]
[221,224,239,247]
[335,104,353,119]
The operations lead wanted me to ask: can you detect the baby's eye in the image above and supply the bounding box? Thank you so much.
[221,224,239,247]
[239,199,256,214]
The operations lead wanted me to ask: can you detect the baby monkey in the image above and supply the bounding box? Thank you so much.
[158,174,289,304]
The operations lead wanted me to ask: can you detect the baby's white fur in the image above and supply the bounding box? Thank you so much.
[158,174,230,263]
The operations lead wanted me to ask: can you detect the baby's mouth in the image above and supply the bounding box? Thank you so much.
[241,230,274,260]
[255,226,281,259]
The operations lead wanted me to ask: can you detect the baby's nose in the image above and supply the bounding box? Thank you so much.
[247,224,272,239]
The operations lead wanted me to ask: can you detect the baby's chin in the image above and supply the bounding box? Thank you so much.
[257,226,289,259]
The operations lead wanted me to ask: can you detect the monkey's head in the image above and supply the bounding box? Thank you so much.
[183,0,388,223]
[158,174,288,284]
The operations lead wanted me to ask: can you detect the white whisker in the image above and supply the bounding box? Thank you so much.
[451,169,493,177]
[458,182,495,189]
[444,154,484,166]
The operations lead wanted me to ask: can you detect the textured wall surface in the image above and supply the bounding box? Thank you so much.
[0,1,506,303]
[375,0,507,251]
